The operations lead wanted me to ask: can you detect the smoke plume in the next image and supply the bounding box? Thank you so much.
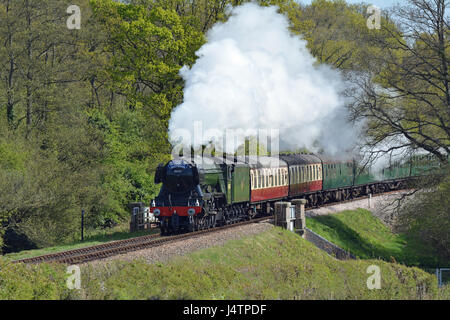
[168,3,359,157]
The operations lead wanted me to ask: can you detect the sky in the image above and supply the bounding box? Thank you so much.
[299,0,407,8]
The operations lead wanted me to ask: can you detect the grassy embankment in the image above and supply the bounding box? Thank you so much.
[3,223,159,261]
[306,209,448,268]
[1,228,448,299]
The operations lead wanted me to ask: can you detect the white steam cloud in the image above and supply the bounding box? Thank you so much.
[169,3,359,156]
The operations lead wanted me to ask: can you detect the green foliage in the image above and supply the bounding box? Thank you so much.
[0,259,73,300]
[290,0,399,72]
[79,229,439,299]
[395,171,450,263]
[0,228,445,299]
[3,223,158,262]
[0,228,442,299]
[0,0,186,251]
[91,0,204,120]
[307,209,446,267]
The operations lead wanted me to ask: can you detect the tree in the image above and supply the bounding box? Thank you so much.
[91,0,204,162]
[395,167,450,262]
[350,0,449,163]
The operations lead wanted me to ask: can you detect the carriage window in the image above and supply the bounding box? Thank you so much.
[292,167,296,183]
[265,172,269,188]
[258,171,261,189]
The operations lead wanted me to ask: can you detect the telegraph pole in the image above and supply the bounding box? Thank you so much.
[81,209,85,242]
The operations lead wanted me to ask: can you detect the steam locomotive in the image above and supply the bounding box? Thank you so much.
[150,153,440,235]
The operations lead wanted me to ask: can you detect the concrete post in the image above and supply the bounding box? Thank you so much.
[286,205,295,232]
[274,202,291,230]
[291,199,307,238]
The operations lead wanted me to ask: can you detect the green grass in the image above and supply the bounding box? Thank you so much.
[1,228,447,299]
[306,209,447,267]
[3,223,159,261]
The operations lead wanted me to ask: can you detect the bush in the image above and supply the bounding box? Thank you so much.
[395,169,450,262]
[0,259,74,300]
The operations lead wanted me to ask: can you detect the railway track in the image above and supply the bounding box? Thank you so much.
[13,217,272,265]
[12,189,408,265]
[305,189,410,210]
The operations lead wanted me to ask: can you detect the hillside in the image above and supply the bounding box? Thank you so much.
[0,228,447,300]
[306,209,447,267]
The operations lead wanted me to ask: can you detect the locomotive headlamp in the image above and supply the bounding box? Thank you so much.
[187,208,196,216]
[153,208,161,216]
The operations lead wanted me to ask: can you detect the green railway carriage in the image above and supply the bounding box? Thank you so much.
[321,158,353,190]
[409,154,442,177]
[381,161,411,180]
[353,163,379,186]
